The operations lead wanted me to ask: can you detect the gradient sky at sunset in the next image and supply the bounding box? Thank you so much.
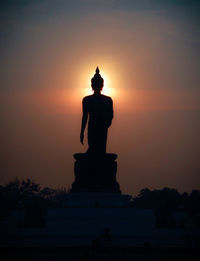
[1,0,200,195]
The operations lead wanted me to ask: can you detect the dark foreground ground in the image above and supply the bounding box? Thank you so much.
[0,247,199,261]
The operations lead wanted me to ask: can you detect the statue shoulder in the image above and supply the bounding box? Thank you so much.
[102,95,113,103]
[82,95,92,103]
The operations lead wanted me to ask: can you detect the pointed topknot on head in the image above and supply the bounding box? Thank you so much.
[96,67,100,74]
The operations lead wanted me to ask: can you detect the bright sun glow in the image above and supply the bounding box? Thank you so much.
[82,70,116,98]
[69,64,125,110]
[69,64,125,108]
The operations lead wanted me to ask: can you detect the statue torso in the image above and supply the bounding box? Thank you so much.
[83,94,113,127]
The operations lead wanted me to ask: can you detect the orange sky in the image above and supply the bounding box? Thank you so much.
[1,0,200,194]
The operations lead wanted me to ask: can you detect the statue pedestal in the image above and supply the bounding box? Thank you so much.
[70,153,121,194]
[65,193,131,207]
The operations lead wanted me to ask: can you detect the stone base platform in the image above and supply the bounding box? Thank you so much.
[65,193,132,207]
[2,207,195,248]
[70,153,121,193]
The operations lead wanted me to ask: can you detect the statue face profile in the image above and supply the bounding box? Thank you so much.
[80,67,113,155]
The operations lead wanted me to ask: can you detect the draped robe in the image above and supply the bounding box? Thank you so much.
[82,94,113,155]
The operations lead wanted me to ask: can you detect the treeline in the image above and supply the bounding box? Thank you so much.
[132,187,200,216]
[0,178,200,219]
[0,178,69,220]
[131,187,200,228]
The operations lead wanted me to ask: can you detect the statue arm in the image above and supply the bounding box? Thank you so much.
[107,98,113,127]
[80,98,88,144]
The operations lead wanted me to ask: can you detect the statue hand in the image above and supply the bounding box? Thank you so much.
[80,133,84,145]
[107,120,112,128]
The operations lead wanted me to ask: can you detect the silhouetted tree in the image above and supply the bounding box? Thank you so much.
[0,178,43,221]
[0,178,71,220]
[132,187,200,228]
[186,190,200,215]
[132,187,181,227]
[52,187,69,207]
[132,187,180,210]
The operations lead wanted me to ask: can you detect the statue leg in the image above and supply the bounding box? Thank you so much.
[97,127,107,154]
[87,124,108,155]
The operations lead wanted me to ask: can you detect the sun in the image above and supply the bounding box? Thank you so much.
[82,70,116,98]
[69,65,124,110]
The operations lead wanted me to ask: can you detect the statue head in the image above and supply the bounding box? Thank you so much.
[91,67,104,92]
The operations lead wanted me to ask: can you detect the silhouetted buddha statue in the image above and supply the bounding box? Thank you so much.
[80,67,113,155]
[70,67,121,193]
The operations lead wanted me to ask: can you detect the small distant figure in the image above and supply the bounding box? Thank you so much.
[80,67,113,155]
